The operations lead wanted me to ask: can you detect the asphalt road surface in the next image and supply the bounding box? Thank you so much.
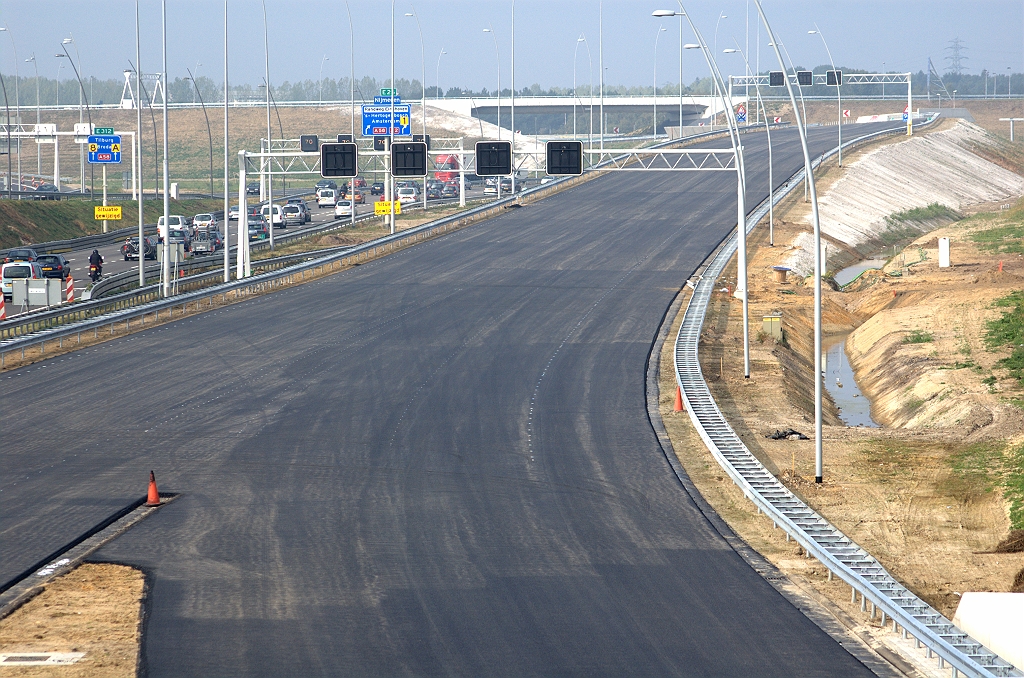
[2,123,902,676]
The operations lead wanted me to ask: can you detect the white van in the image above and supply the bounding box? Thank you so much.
[2,261,43,301]
[260,204,284,227]
[157,214,188,241]
[317,189,337,208]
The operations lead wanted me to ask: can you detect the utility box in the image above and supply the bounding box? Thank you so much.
[938,237,951,268]
[762,314,783,342]
[19,278,62,308]
[157,244,185,263]
[170,182,179,199]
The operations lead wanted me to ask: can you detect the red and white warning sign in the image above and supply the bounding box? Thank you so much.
[773,116,782,124]
[842,109,851,118]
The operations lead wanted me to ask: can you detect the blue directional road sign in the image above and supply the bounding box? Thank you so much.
[361,104,411,137]
[87,135,121,164]
[373,95,402,105]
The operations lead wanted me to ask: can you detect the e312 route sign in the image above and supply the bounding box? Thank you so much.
[87,135,122,164]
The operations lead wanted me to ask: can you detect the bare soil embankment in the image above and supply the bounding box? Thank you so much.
[658,113,1024,640]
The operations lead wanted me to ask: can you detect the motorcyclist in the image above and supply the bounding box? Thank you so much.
[89,249,104,280]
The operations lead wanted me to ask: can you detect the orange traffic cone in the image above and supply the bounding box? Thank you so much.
[146,471,160,506]
[674,385,684,412]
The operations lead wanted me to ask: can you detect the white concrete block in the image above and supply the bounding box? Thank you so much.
[953,592,1024,671]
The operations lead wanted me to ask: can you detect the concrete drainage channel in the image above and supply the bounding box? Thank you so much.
[672,120,1020,678]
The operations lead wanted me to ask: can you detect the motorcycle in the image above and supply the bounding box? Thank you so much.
[89,263,102,283]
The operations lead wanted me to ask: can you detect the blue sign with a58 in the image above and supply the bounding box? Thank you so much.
[87,135,121,164]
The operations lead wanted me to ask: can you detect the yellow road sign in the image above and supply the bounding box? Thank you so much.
[111,143,121,153]
[94,205,122,220]
[374,200,402,216]
[88,143,98,152]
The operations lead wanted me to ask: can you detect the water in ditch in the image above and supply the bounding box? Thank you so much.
[824,334,880,428]
[834,258,887,287]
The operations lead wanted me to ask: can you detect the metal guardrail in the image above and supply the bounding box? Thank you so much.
[674,118,1020,678]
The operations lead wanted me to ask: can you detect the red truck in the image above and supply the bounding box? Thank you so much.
[434,154,459,182]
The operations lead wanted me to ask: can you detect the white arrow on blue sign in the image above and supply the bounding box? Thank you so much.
[361,104,412,137]
[87,135,122,164]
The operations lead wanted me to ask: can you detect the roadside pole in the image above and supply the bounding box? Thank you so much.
[459,138,465,207]
[102,164,107,233]
[237,150,249,278]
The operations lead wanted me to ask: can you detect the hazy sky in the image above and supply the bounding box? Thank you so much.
[1,1,1021,92]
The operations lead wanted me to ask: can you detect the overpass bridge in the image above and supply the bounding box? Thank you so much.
[429,95,733,133]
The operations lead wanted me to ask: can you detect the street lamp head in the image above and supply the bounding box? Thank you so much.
[659,27,667,32]
[483,28,492,33]
[723,48,738,54]
[405,12,413,16]
[62,38,72,44]
[26,56,35,63]
[719,13,727,18]
[808,30,817,34]
[683,44,701,50]
[652,10,676,17]
[55,54,66,58]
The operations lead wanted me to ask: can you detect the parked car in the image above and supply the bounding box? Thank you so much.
[370,182,385,196]
[192,213,217,231]
[260,204,284,227]
[317,188,338,208]
[344,189,364,204]
[36,254,72,280]
[228,205,240,221]
[281,204,305,227]
[121,236,158,261]
[286,197,312,223]
[2,261,43,300]
[246,182,260,195]
[247,214,270,241]
[4,247,39,263]
[334,200,353,218]
[315,179,338,192]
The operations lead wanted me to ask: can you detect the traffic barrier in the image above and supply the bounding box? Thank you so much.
[0,295,5,321]
[65,276,74,304]
[146,471,160,506]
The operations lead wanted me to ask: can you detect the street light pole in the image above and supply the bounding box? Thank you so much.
[318,55,329,108]
[192,61,201,103]
[809,25,841,166]
[658,5,749,380]
[261,0,274,250]
[436,48,446,104]
[599,0,603,155]
[135,0,145,287]
[483,25,501,199]
[224,0,230,283]
[161,0,171,297]
[654,26,666,137]
[187,68,215,197]
[345,1,355,138]
[511,0,516,194]
[574,36,583,137]
[753,0,825,482]
[1,26,21,193]
[63,36,86,195]
[713,12,726,130]
[725,47,774,246]
[405,8,427,209]
[26,54,39,177]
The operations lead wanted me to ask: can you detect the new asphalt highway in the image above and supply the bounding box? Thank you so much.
[2,122,902,675]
